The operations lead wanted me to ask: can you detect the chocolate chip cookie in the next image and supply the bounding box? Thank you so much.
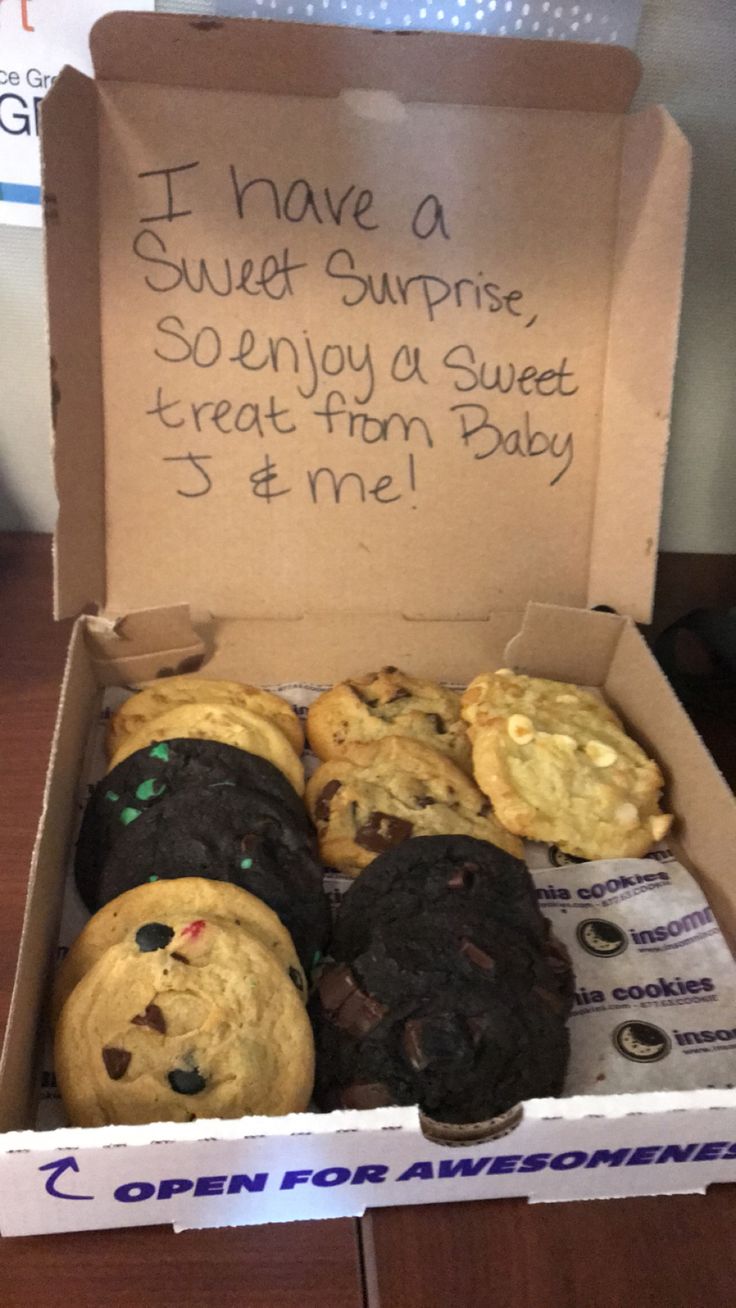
[75,739,312,913]
[305,738,522,876]
[94,786,329,971]
[53,877,307,1024]
[307,667,471,772]
[107,675,304,760]
[106,702,305,795]
[55,915,314,1126]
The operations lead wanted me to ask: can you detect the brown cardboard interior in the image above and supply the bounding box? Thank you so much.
[4,602,736,1136]
[46,16,689,626]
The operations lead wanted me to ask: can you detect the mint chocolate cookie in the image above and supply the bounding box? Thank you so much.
[75,738,313,912]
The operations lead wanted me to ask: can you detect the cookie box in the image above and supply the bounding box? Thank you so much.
[3,13,736,1237]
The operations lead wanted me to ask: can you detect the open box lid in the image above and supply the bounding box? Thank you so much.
[45,13,690,626]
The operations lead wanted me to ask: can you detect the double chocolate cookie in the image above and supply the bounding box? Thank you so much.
[75,738,311,911]
[94,785,329,971]
[313,836,573,1123]
[330,834,549,962]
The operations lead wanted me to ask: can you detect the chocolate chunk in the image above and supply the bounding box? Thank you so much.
[402,1019,430,1071]
[466,1014,490,1044]
[479,798,492,817]
[316,779,342,823]
[348,683,378,707]
[131,1003,167,1034]
[415,795,437,808]
[460,939,495,973]
[289,966,305,993]
[427,713,447,734]
[170,951,190,965]
[382,666,398,675]
[337,988,388,1037]
[354,811,413,854]
[533,985,566,1015]
[386,687,411,703]
[447,861,479,890]
[319,963,359,1014]
[341,1082,395,1109]
[168,1067,206,1095]
[102,1047,131,1080]
[546,936,573,974]
[135,922,174,952]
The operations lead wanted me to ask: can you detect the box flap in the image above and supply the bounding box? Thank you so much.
[90,14,640,112]
[43,68,106,618]
[46,17,689,624]
[588,107,690,617]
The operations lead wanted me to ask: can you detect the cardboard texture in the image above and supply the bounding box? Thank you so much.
[7,13,735,1238]
[47,15,686,624]
[5,605,736,1238]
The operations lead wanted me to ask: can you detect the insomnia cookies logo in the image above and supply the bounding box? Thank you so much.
[613,1020,671,1064]
[576,918,628,959]
[548,845,588,868]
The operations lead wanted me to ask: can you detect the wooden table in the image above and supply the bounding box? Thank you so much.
[2,532,736,1307]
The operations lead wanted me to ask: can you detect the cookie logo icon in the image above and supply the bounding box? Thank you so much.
[548,845,588,868]
[577,919,628,959]
[613,1021,671,1064]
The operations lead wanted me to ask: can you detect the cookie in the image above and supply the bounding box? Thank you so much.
[470,704,672,861]
[53,877,307,1024]
[55,915,314,1126]
[107,676,303,759]
[461,670,621,733]
[75,738,312,911]
[106,702,305,795]
[307,667,471,772]
[312,915,571,1123]
[305,738,522,877]
[330,834,546,963]
[94,785,329,971]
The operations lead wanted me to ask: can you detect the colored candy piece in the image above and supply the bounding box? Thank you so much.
[180,919,206,941]
[135,922,174,952]
[135,778,167,801]
[168,1067,206,1095]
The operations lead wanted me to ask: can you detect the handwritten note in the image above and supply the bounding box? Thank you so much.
[99,84,620,614]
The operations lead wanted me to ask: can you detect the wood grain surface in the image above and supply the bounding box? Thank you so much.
[2,533,736,1307]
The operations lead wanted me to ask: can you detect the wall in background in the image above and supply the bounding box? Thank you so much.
[0,0,733,549]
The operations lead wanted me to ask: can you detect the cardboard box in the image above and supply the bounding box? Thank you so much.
[3,12,736,1238]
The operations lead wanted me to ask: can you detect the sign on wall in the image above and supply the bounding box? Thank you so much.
[0,0,153,227]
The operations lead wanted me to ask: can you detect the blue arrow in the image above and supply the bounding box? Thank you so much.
[38,1156,94,1201]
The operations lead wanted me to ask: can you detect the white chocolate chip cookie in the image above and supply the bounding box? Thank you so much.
[462,671,621,734]
[470,701,672,861]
